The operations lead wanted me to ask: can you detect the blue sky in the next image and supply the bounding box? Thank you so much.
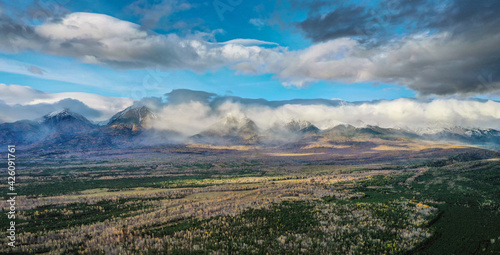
[0,0,499,101]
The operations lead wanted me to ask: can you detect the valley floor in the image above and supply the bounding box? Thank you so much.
[1,142,499,254]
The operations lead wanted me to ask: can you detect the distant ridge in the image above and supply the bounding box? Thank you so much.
[285,119,320,134]
[0,106,498,150]
[191,114,259,144]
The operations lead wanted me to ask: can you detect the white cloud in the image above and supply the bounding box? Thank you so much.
[0,84,498,133]
[218,99,500,131]
[0,84,134,122]
[219,39,278,46]
[0,58,129,92]
[152,101,218,136]
[35,12,148,41]
[25,12,282,72]
[152,95,500,136]
[2,12,500,96]
[249,18,265,28]
[255,32,500,95]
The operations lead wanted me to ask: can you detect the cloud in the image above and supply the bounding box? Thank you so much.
[0,13,41,53]
[283,0,500,94]
[27,65,45,75]
[0,87,498,135]
[151,91,500,137]
[249,18,265,28]
[165,89,216,105]
[257,32,500,95]
[8,12,281,71]
[297,4,371,42]
[152,101,219,136]
[126,0,193,29]
[0,98,102,123]
[0,58,131,93]
[25,0,70,21]
[219,39,278,46]
[295,0,500,43]
[0,84,134,122]
[1,10,499,96]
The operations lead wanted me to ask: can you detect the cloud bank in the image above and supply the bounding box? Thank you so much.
[155,99,500,136]
[0,84,134,123]
[1,5,499,96]
[0,86,498,135]
[149,90,500,136]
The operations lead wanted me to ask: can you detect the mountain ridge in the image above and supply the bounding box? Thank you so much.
[0,107,498,150]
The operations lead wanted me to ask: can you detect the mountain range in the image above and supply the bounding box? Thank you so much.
[0,106,499,150]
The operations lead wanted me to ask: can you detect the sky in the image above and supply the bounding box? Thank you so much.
[0,0,499,128]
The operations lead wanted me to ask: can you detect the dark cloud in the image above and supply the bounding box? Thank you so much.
[163,90,344,109]
[126,0,193,30]
[0,0,68,53]
[296,0,500,42]
[27,65,45,75]
[295,0,432,42]
[165,89,216,105]
[368,31,500,95]
[297,5,371,42]
[0,13,42,52]
[426,0,500,35]
[0,2,499,97]
[26,0,70,21]
[210,96,344,109]
[134,96,165,112]
[282,0,500,95]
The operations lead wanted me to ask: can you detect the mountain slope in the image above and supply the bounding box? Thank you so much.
[43,108,96,132]
[285,120,320,134]
[424,127,500,147]
[0,107,498,149]
[263,120,320,143]
[107,105,157,134]
[323,124,420,141]
[192,115,259,144]
[0,120,48,145]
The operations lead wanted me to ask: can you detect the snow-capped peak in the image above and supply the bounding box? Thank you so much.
[108,105,157,126]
